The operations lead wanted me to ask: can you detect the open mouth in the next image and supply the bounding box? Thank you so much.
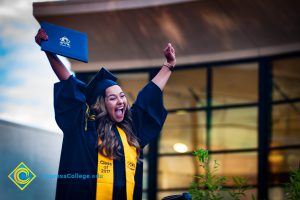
[115,107,124,118]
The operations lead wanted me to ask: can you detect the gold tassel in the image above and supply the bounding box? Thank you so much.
[85,103,95,131]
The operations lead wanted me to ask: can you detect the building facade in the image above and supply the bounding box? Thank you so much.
[33,1,300,199]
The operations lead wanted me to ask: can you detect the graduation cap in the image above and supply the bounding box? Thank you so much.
[86,67,118,105]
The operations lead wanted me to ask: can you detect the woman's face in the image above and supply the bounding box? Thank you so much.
[104,85,128,123]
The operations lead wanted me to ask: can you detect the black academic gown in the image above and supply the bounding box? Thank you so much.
[54,75,167,200]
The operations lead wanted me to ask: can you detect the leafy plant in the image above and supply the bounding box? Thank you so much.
[189,148,255,200]
[228,176,250,200]
[189,149,226,200]
[284,168,300,200]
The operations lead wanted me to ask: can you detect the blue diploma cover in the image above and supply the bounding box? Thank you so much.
[40,22,88,63]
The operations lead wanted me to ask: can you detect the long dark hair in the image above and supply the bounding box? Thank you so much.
[92,96,140,160]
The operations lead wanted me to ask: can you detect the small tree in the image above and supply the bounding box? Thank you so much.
[189,148,255,200]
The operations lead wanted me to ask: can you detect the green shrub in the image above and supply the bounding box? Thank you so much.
[189,148,255,200]
[284,168,300,200]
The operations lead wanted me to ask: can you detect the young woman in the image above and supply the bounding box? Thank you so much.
[35,28,176,200]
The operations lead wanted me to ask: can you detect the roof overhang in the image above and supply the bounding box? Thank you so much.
[33,0,300,72]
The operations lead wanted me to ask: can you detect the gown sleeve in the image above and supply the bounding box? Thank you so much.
[131,81,168,148]
[54,75,87,135]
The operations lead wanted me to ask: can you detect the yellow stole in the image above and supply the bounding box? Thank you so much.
[96,127,137,200]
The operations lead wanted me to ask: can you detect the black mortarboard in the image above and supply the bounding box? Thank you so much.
[86,67,118,105]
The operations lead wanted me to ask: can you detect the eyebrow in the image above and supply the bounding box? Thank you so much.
[107,92,125,97]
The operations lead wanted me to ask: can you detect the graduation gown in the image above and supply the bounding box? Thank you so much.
[54,75,167,200]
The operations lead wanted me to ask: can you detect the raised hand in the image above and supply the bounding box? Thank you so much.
[163,43,176,66]
[152,43,177,90]
[34,28,70,80]
[35,28,48,46]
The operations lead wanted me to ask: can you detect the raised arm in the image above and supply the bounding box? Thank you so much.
[151,43,176,91]
[35,28,71,81]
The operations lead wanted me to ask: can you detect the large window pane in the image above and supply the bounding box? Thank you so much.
[272,103,300,147]
[273,57,300,101]
[160,112,206,154]
[269,149,300,184]
[211,153,257,185]
[213,63,258,105]
[117,73,148,104]
[269,187,284,200]
[158,156,195,189]
[164,68,206,109]
[211,108,257,150]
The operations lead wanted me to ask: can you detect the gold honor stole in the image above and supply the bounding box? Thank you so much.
[96,127,137,200]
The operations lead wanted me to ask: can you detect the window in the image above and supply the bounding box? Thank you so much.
[211,108,257,150]
[213,63,258,105]
[164,68,207,109]
[77,54,300,200]
[160,112,206,154]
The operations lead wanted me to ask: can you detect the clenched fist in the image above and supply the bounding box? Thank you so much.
[163,43,176,66]
[35,28,48,46]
